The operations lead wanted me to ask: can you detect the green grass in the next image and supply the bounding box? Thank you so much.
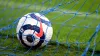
[0,0,100,56]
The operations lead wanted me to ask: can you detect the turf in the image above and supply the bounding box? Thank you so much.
[0,0,100,56]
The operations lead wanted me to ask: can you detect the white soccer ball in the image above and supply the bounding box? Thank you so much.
[16,12,53,48]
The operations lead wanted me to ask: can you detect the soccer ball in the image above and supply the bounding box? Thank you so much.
[16,12,53,48]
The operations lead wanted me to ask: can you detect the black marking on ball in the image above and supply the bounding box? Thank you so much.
[19,31,30,48]
[26,35,34,43]
[30,13,51,27]
[18,24,45,49]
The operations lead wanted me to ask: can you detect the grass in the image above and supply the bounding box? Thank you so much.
[0,0,100,56]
